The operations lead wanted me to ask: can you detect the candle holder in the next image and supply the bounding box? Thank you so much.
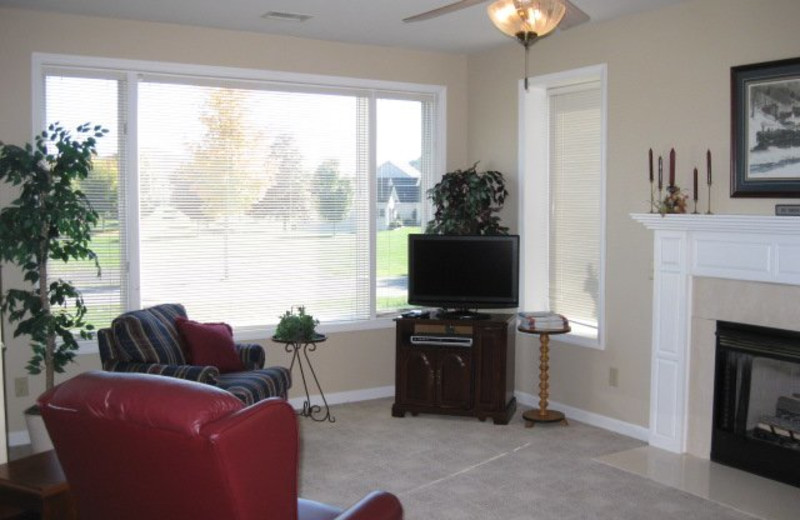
[692,198,699,215]
[706,180,713,215]
[649,180,656,213]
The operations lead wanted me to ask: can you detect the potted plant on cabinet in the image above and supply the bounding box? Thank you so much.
[425,162,509,235]
[0,123,105,452]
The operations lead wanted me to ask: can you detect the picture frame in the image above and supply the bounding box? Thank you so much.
[731,57,800,197]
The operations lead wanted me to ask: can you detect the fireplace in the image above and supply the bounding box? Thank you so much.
[712,321,800,487]
[633,213,800,455]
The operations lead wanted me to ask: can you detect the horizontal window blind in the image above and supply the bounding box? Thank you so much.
[43,72,128,330]
[38,58,442,332]
[548,82,601,329]
[137,79,370,326]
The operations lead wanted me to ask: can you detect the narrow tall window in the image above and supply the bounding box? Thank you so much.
[43,72,128,328]
[522,65,606,348]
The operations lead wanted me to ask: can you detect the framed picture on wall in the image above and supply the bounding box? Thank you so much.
[731,57,800,197]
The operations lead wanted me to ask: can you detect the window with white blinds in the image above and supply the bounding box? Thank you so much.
[521,65,606,348]
[548,83,602,332]
[43,73,128,329]
[37,56,441,335]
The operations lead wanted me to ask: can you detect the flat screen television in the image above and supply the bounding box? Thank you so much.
[407,234,520,319]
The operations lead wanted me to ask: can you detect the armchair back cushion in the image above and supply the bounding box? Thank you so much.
[111,303,187,364]
[38,371,402,520]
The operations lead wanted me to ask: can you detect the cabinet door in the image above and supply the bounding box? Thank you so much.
[436,349,472,410]
[400,348,436,406]
[475,325,505,411]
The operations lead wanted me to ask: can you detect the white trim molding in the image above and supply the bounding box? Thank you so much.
[515,391,649,441]
[632,213,800,453]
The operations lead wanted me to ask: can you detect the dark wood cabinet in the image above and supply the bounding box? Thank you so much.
[392,314,515,424]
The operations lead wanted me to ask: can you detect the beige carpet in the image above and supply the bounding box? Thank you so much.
[298,398,755,520]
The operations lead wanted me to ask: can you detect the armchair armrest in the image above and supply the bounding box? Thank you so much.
[334,491,403,520]
[104,361,220,385]
[234,342,265,370]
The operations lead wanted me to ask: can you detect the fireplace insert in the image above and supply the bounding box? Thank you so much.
[712,321,800,488]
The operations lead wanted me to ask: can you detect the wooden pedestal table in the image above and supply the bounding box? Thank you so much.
[518,325,571,428]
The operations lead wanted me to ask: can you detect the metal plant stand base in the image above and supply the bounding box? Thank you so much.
[274,334,334,423]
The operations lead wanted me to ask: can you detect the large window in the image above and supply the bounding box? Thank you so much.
[36,54,443,337]
[521,65,606,348]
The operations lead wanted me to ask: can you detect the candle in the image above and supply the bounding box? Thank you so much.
[658,156,663,190]
[706,149,712,185]
[649,148,654,183]
[693,168,698,201]
[669,148,675,187]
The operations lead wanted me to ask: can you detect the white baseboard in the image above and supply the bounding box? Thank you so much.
[288,385,394,410]
[11,388,649,446]
[515,391,649,442]
[9,386,395,447]
[9,430,30,448]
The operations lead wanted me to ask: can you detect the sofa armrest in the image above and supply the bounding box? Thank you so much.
[335,491,403,520]
[234,343,265,370]
[104,361,220,385]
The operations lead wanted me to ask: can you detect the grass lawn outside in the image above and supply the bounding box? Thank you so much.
[376,226,420,278]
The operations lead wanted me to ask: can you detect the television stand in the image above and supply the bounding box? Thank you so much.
[437,308,491,320]
[392,313,516,424]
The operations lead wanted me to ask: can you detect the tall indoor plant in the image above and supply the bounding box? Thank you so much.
[0,123,105,396]
[425,162,509,235]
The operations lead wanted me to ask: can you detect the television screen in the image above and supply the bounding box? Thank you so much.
[408,234,520,315]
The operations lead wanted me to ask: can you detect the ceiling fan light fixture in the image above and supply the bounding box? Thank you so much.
[487,0,566,46]
[487,0,567,90]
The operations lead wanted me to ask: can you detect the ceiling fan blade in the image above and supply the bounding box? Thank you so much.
[403,0,488,23]
[560,0,590,30]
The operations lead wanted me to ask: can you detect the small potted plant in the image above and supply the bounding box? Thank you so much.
[274,306,320,342]
[0,122,105,452]
[425,162,509,235]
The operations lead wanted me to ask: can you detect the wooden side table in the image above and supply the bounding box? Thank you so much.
[0,450,76,520]
[518,325,571,427]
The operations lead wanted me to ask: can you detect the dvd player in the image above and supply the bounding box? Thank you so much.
[410,335,473,347]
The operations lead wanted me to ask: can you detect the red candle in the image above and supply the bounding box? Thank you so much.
[658,156,663,190]
[706,149,712,185]
[693,168,698,201]
[649,148,653,183]
[669,148,675,187]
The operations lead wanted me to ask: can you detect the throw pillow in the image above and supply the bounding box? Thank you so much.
[175,317,244,373]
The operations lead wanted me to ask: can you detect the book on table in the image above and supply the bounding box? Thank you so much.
[517,311,569,331]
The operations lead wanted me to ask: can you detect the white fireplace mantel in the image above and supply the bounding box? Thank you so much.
[632,213,800,453]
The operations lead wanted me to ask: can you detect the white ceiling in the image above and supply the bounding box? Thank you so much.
[0,0,688,53]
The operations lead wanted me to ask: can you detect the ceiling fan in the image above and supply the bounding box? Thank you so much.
[403,0,590,30]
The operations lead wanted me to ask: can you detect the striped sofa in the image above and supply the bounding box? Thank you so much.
[98,304,291,405]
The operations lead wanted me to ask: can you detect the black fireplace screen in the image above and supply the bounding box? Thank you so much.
[712,321,800,487]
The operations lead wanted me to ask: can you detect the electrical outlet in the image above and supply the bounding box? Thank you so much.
[608,367,619,388]
[14,376,29,397]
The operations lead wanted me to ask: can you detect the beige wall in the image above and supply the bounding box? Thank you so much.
[469,0,800,427]
[3,0,800,440]
[0,7,468,435]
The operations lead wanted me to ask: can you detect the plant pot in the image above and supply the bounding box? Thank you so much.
[24,405,54,454]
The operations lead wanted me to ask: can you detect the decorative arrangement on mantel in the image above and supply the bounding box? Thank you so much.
[648,148,714,216]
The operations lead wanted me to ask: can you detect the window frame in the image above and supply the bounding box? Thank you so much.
[32,53,447,350]
[518,64,607,350]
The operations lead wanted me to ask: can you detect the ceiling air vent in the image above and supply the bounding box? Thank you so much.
[261,11,313,23]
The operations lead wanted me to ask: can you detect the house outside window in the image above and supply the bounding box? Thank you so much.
[35,54,443,340]
[521,64,607,349]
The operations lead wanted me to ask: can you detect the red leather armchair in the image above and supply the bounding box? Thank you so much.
[38,371,402,520]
